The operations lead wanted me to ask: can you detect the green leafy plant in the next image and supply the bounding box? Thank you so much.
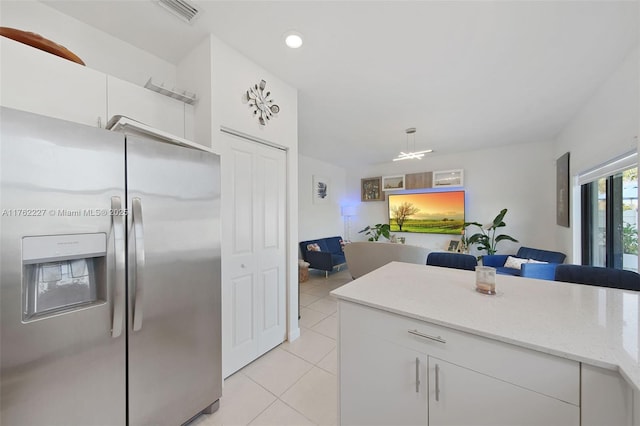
[459,229,470,254]
[463,208,518,256]
[359,223,391,241]
[623,222,638,255]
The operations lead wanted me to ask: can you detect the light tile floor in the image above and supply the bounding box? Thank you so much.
[190,269,352,426]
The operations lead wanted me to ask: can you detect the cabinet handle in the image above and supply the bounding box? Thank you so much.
[435,363,441,402]
[408,329,446,344]
[415,357,420,393]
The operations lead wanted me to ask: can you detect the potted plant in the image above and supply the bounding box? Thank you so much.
[464,208,518,257]
[359,223,391,241]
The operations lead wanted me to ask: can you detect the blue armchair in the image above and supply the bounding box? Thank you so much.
[427,252,477,271]
[299,236,346,277]
[482,247,566,280]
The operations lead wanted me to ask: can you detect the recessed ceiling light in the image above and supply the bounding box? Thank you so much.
[284,32,303,49]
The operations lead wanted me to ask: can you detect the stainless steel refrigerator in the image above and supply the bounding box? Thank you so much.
[0,107,222,425]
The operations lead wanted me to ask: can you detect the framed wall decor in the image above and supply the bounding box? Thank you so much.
[433,169,464,188]
[382,175,405,191]
[447,240,460,252]
[361,177,384,202]
[556,152,570,227]
[313,175,329,204]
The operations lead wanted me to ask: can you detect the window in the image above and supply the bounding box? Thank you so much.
[581,157,638,272]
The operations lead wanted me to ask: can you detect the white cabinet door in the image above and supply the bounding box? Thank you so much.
[107,76,185,137]
[222,134,287,377]
[634,389,640,426]
[339,302,427,426]
[428,357,579,426]
[581,364,634,426]
[1,38,106,127]
[340,336,427,425]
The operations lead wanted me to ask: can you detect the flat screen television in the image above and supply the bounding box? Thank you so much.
[388,190,465,234]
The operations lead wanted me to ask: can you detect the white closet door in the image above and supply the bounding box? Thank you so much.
[223,134,287,377]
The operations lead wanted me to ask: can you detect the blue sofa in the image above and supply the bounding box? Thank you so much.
[555,265,640,291]
[482,247,566,280]
[299,236,346,277]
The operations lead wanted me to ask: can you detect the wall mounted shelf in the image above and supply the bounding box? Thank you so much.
[382,175,405,191]
[144,78,197,105]
[433,169,464,188]
[405,172,433,189]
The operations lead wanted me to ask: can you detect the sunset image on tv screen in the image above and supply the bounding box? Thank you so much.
[388,191,465,234]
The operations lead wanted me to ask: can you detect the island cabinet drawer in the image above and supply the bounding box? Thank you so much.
[339,300,580,406]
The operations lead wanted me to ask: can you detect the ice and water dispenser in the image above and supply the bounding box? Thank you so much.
[22,233,107,321]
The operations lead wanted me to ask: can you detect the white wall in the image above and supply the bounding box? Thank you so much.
[209,37,298,149]
[554,47,639,262]
[0,1,177,87]
[345,141,556,257]
[177,35,300,341]
[177,36,212,146]
[298,155,348,242]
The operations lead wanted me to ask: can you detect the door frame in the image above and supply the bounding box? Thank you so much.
[219,127,299,377]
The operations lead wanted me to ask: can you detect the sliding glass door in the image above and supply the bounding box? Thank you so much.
[582,167,638,271]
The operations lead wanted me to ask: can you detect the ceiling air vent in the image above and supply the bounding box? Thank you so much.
[157,0,199,23]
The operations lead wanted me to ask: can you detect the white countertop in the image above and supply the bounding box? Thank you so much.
[331,261,640,391]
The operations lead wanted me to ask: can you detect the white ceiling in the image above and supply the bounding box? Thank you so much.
[44,1,638,167]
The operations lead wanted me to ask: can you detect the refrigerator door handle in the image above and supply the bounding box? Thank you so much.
[111,196,126,338]
[132,197,145,332]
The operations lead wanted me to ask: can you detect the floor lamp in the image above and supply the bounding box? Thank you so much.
[341,205,357,241]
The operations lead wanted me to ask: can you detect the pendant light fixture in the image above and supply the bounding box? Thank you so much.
[393,127,433,161]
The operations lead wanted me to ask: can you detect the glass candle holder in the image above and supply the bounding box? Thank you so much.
[475,266,497,295]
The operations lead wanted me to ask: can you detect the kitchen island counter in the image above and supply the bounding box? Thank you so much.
[331,261,640,391]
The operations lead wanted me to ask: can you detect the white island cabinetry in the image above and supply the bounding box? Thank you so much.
[339,300,579,426]
[333,262,639,426]
[428,357,578,426]
[340,303,427,425]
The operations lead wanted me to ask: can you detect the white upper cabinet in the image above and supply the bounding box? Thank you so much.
[184,104,195,141]
[1,38,107,127]
[107,76,185,138]
[1,38,188,138]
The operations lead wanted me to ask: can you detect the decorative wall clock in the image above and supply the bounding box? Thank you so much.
[243,79,280,125]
